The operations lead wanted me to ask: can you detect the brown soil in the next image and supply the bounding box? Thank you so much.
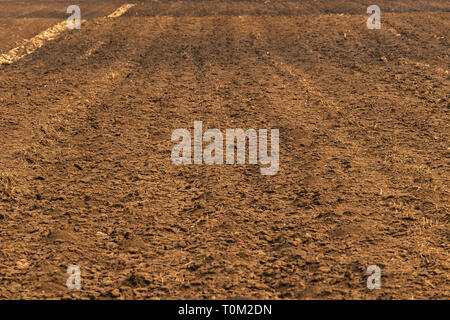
[0,0,448,299]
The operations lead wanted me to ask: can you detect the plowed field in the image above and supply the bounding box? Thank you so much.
[0,0,449,299]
